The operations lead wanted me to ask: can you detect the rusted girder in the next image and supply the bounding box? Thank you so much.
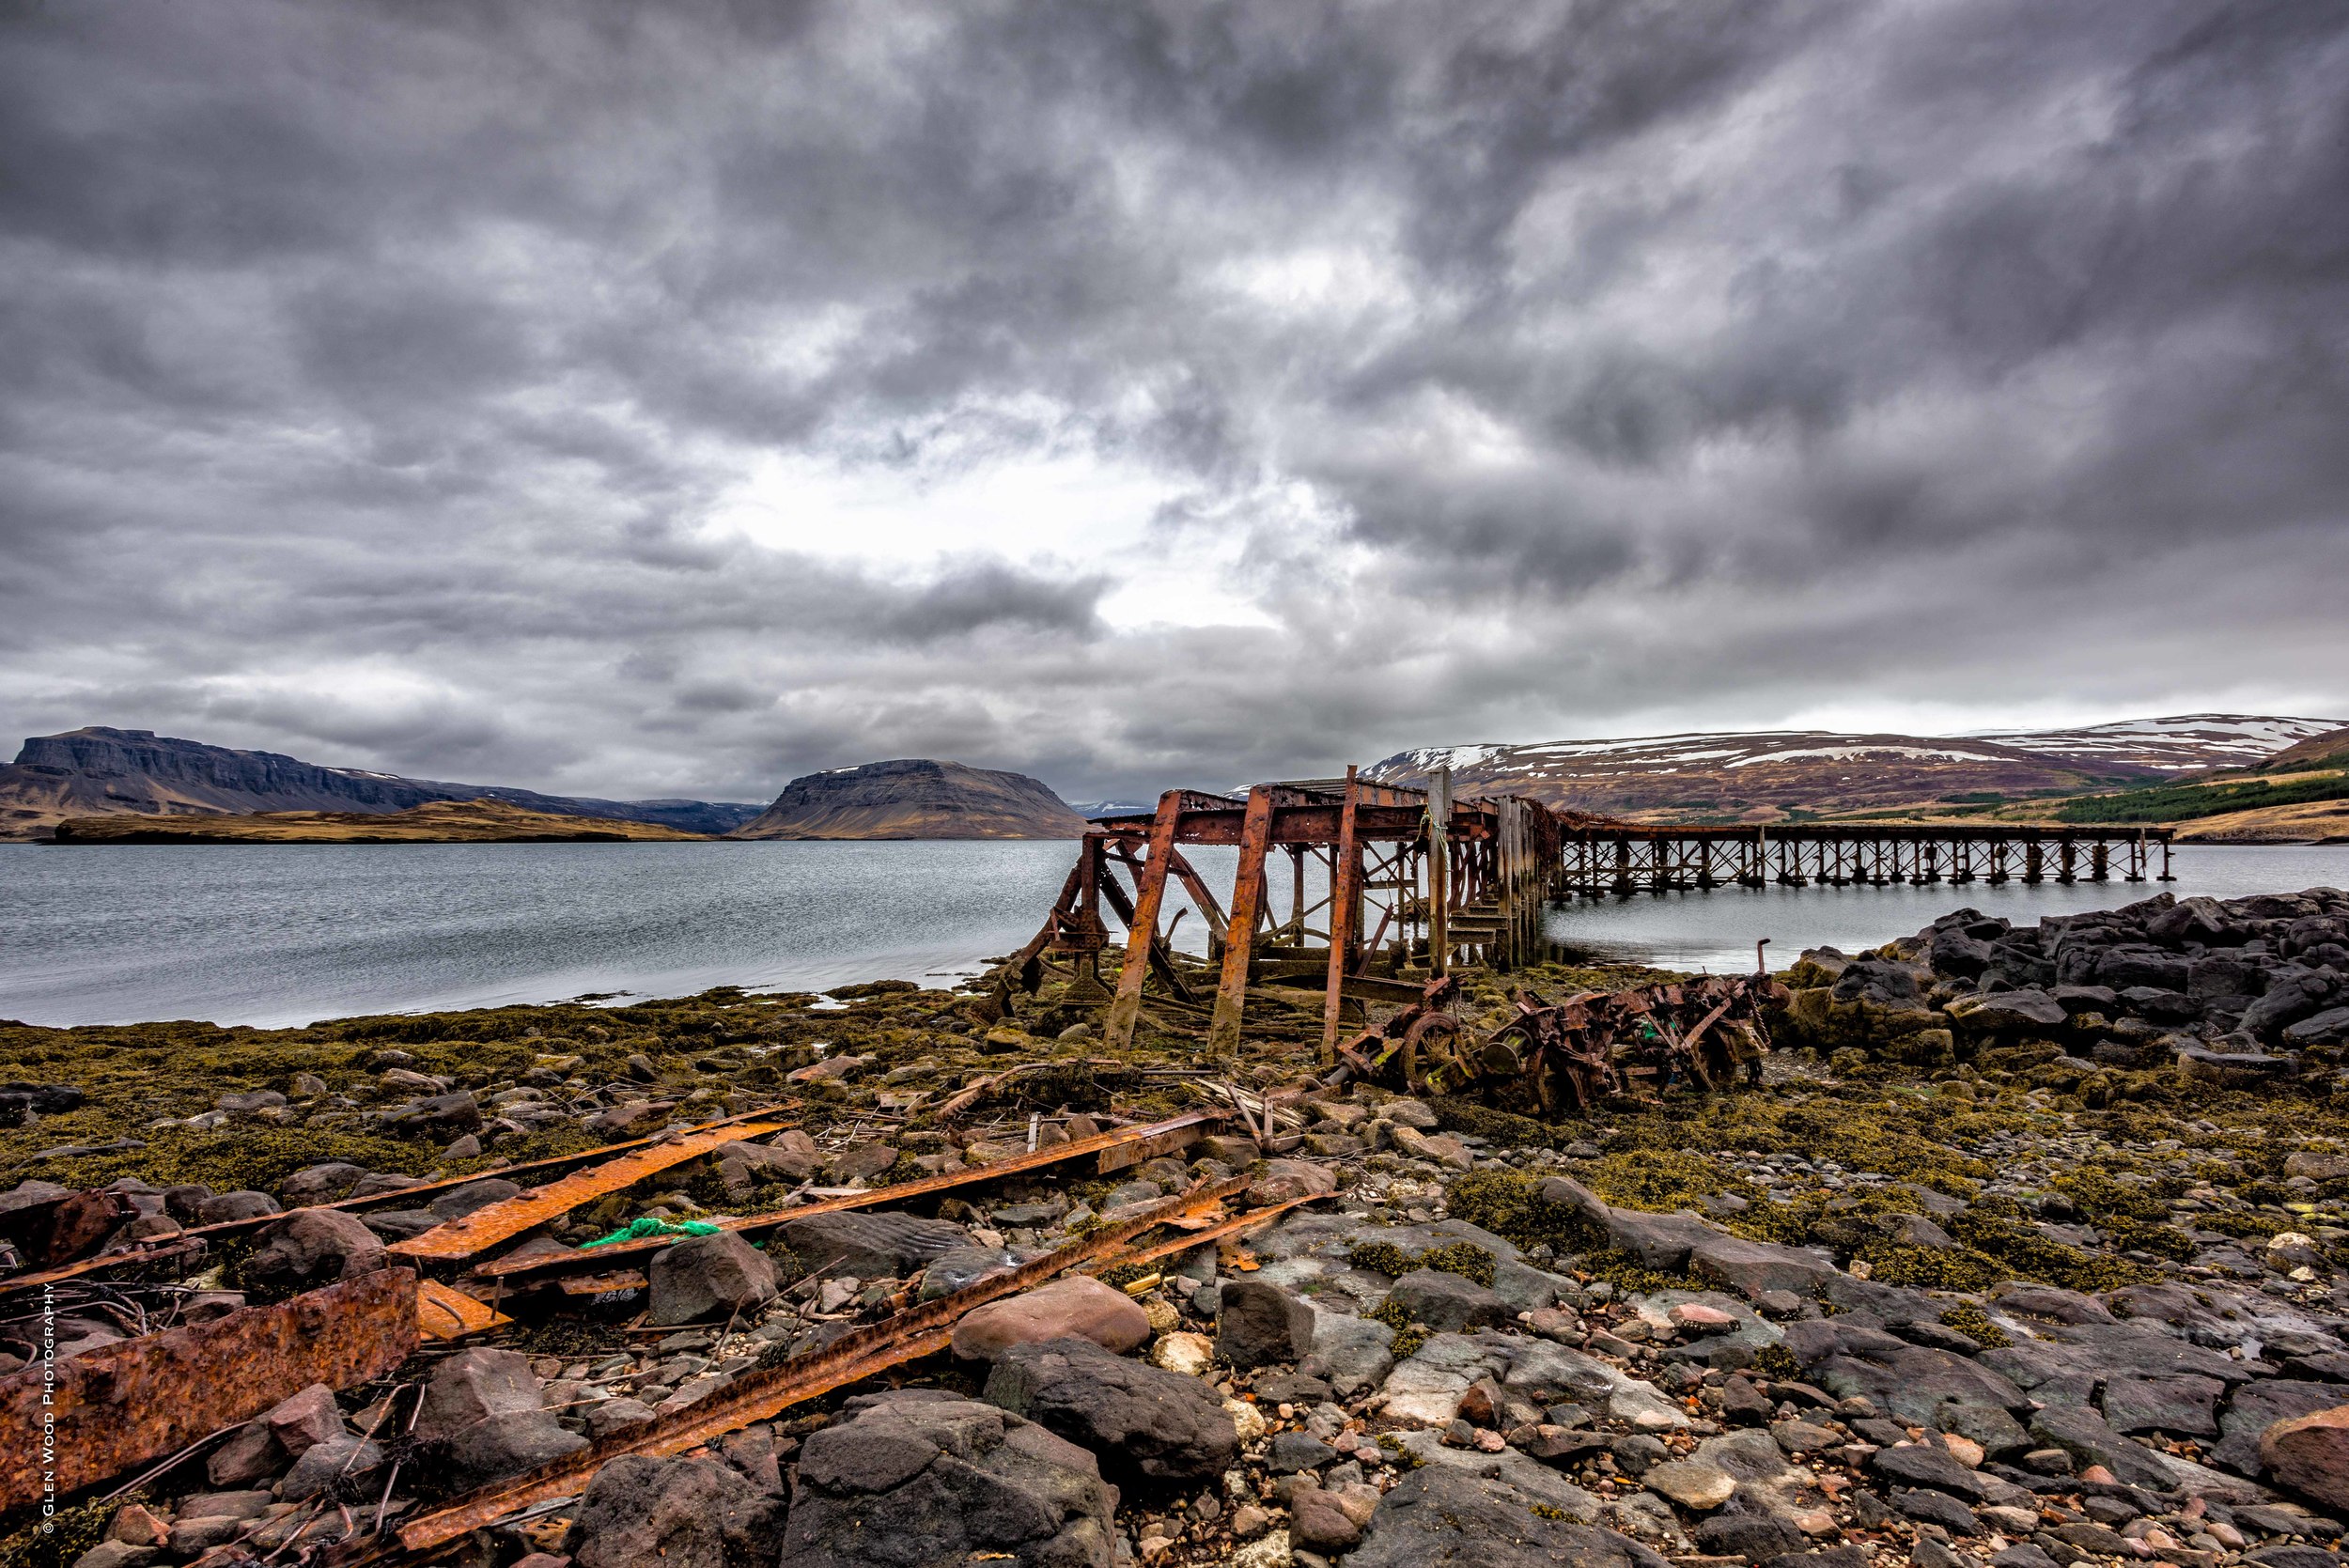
[389,1117,790,1264]
[0,1104,798,1301]
[470,1110,1223,1285]
[0,1268,417,1512]
[397,1174,1253,1553]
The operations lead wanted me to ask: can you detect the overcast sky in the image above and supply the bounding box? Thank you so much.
[3,1,2345,803]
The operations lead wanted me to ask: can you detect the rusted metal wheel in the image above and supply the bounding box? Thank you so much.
[1397,1012,1470,1097]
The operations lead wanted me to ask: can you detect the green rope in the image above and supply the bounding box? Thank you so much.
[581,1216,723,1249]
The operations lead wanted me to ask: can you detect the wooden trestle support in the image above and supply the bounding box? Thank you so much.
[1004,768,1562,1065]
[1006,780,2179,1064]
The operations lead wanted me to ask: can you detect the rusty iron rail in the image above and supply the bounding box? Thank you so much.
[397,1174,1252,1552]
[471,1110,1223,1284]
[389,1118,789,1263]
[0,1268,417,1512]
[1081,1192,1322,1277]
[0,1104,797,1301]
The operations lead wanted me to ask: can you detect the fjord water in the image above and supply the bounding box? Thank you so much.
[2,841,2345,1029]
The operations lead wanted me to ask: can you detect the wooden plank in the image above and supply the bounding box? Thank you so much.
[1207,786,1278,1053]
[1103,792,1184,1050]
[1321,766,1361,1065]
[388,1119,788,1263]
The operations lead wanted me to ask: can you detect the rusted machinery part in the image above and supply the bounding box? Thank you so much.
[389,1119,790,1264]
[395,1174,1254,1554]
[471,1110,1225,1285]
[1396,1011,1471,1098]
[0,1269,418,1513]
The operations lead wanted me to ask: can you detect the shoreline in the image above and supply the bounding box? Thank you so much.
[1,887,2346,1566]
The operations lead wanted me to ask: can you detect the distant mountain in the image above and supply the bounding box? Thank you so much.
[50,798,709,844]
[2258,723,2349,774]
[1966,715,2346,772]
[1364,714,2346,824]
[1066,799,1157,820]
[730,758,1089,840]
[0,727,765,841]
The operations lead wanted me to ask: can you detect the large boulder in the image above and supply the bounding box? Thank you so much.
[1347,1463,1670,1568]
[382,1091,482,1138]
[240,1211,386,1292]
[413,1347,587,1486]
[983,1335,1239,1485]
[568,1454,786,1568]
[648,1231,780,1325]
[1217,1279,1316,1369]
[778,1211,970,1281]
[949,1276,1149,1361]
[2260,1406,2349,1513]
[782,1390,1117,1568]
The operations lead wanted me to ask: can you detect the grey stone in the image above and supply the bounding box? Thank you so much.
[1387,1269,1513,1333]
[983,1335,1239,1486]
[1347,1463,1671,1568]
[1218,1278,1316,1369]
[276,1433,385,1501]
[778,1210,970,1280]
[240,1208,385,1291]
[648,1231,780,1325]
[784,1391,1116,1568]
[569,1453,786,1568]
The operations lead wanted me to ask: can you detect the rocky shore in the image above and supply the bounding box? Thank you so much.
[0,890,2345,1568]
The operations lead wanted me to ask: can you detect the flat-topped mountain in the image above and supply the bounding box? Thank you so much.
[0,727,763,840]
[730,758,1088,840]
[49,798,707,844]
[1367,714,2344,823]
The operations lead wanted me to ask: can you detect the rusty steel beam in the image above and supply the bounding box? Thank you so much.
[389,1119,789,1264]
[0,1268,416,1512]
[1103,791,1184,1050]
[400,1175,1253,1552]
[472,1110,1223,1284]
[1208,786,1278,1054]
[416,1278,512,1340]
[1321,767,1361,1066]
[1082,1192,1322,1277]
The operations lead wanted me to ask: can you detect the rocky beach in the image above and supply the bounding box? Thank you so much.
[1,887,2345,1568]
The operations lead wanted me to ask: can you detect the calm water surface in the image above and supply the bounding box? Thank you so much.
[3,841,2345,1028]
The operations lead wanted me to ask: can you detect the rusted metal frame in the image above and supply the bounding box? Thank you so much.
[389,1119,790,1264]
[1081,1192,1323,1278]
[472,1110,1224,1283]
[0,1105,799,1301]
[1095,850,1194,1002]
[1103,792,1185,1050]
[1161,847,1229,947]
[1000,860,1087,991]
[0,1268,417,1513]
[1320,768,1362,1066]
[400,1175,1252,1553]
[1424,768,1452,975]
[1208,786,1280,1053]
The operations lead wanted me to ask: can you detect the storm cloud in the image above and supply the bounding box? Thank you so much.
[2,0,2343,802]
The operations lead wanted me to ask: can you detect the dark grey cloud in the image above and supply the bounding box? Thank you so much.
[1,0,2344,803]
